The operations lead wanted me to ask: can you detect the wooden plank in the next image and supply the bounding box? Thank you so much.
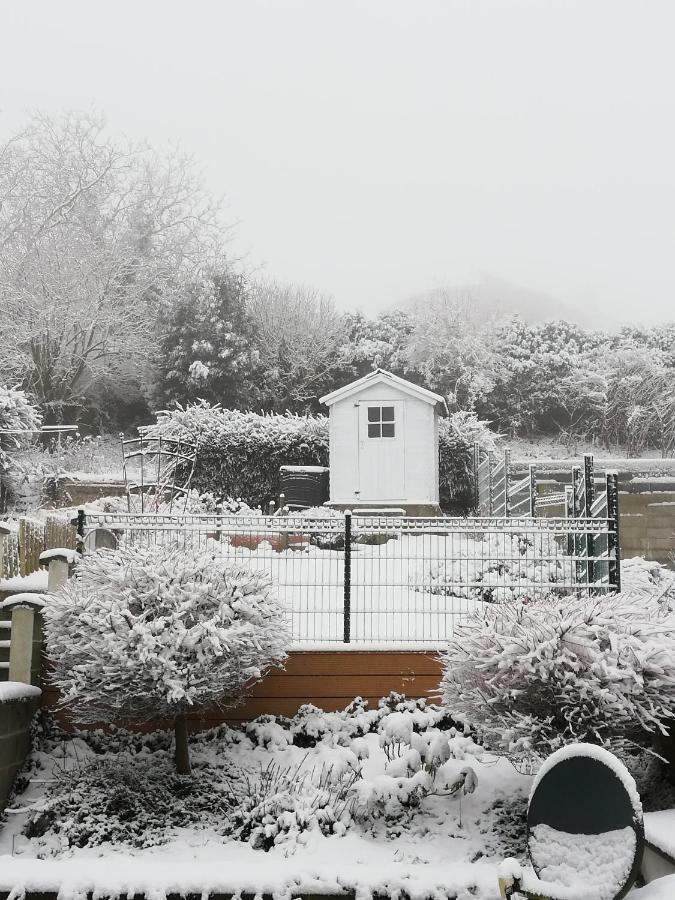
[277,651,443,677]
[248,674,441,698]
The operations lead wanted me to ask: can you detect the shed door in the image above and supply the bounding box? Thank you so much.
[357,400,405,501]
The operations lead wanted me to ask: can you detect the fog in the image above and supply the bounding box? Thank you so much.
[1,0,674,325]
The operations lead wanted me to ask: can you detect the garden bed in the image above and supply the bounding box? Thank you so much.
[0,698,530,900]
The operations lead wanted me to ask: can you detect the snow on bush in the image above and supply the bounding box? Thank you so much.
[440,591,675,765]
[0,385,41,438]
[420,531,572,603]
[143,400,497,511]
[43,543,291,772]
[143,401,329,508]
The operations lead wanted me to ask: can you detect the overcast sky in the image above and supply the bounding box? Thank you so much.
[1,1,674,325]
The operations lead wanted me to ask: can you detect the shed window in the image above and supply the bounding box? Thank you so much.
[367,405,396,438]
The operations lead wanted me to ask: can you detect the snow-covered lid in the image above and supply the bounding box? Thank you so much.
[0,592,47,610]
[0,682,42,703]
[320,369,445,407]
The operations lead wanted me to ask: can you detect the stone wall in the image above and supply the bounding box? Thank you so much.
[0,690,40,809]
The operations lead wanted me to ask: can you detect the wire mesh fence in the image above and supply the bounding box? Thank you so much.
[83,512,621,646]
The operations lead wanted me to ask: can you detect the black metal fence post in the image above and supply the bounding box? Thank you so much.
[76,507,87,556]
[487,451,495,516]
[343,510,352,643]
[503,449,511,518]
[571,465,583,586]
[473,442,480,513]
[529,464,537,518]
[584,454,595,589]
[606,471,621,592]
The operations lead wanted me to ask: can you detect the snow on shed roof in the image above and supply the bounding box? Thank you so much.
[320,369,445,407]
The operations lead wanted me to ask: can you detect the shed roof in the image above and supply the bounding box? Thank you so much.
[320,369,445,407]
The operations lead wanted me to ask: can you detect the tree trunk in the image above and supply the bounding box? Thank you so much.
[174,713,191,775]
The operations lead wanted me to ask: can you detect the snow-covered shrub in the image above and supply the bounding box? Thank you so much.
[143,401,329,507]
[43,543,291,772]
[420,532,572,603]
[440,592,675,766]
[439,411,498,512]
[0,385,41,438]
[229,759,359,851]
[24,756,234,850]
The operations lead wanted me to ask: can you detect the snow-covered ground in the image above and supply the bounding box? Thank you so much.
[0,697,670,900]
[0,699,529,900]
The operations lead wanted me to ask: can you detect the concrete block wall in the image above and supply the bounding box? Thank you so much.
[0,694,39,810]
[619,481,675,566]
[519,464,675,568]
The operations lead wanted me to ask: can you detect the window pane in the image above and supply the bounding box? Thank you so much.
[368,423,381,438]
[367,407,380,422]
[381,406,395,422]
[381,423,395,437]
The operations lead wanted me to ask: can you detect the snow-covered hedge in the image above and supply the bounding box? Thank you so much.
[43,543,291,772]
[0,385,41,435]
[143,402,497,511]
[440,590,675,766]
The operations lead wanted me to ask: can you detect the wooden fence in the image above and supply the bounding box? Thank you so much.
[0,516,76,580]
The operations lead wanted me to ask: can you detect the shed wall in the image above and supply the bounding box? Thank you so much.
[328,383,438,504]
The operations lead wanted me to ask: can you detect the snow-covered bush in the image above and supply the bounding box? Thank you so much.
[25,756,234,850]
[144,400,497,512]
[419,531,572,603]
[229,758,359,851]
[43,543,291,772]
[143,401,329,507]
[440,592,675,766]
[0,385,42,437]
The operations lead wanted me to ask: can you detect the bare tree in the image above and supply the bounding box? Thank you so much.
[248,280,346,410]
[0,110,225,422]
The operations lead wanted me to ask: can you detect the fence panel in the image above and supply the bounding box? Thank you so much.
[84,513,620,646]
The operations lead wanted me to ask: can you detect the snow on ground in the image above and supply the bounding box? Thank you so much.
[0,700,530,900]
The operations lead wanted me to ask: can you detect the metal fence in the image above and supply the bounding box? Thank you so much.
[83,511,621,645]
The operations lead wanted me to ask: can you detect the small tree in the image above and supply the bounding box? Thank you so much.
[43,543,291,774]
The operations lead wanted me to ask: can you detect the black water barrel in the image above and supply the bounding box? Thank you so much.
[279,466,329,509]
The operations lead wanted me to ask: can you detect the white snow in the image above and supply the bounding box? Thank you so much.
[0,681,41,703]
[39,547,78,564]
[630,875,675,899]
[529,824,637,900]
[0,592,46,609]
[0,570,48,593]
[0,704,528,900]
[644,809,675,860]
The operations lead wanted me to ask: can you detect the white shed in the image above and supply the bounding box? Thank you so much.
[319,369,445,514]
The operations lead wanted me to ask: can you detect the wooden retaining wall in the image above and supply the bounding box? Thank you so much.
[42,650,444,730]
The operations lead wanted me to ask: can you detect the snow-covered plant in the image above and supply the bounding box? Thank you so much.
[440,592,675,766]
[419,532,572,603]
[24,755,234,851]
[43,543,291,773]
[228,757,359,851]
[0,385,41,443]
